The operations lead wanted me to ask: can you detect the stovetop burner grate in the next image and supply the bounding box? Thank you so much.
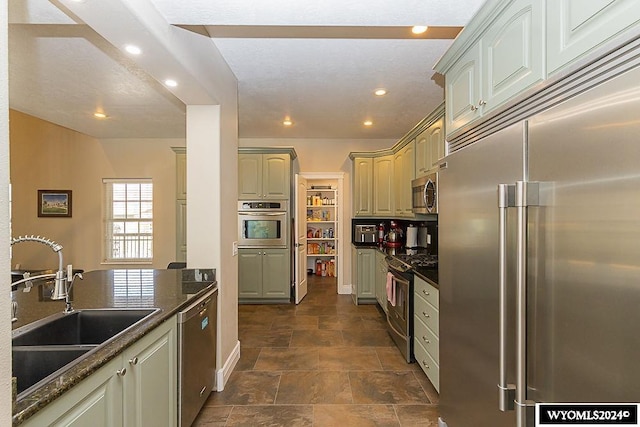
[387,253,438,272]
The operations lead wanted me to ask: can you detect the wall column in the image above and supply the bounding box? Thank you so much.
[1,0,13,422]
[185,105,239,389]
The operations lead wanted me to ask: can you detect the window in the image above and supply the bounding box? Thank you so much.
[103,179,153,262]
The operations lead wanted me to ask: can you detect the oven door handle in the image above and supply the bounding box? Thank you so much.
[387,265,411,281]
[239,212,285,216]
[386,310,407,338]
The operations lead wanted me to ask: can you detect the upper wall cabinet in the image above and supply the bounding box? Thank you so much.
[394,140,415,217]
[353,157,373,217]
[482,0,544,110]
[373,155,394,216]
[547,0,640,74]
[416,117,444,178]
[238,151,293,200]
[445,44,481,134]
[444,0,544,136]
[437,0,640,141]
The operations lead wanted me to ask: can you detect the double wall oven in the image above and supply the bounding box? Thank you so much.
[238,200,288,248]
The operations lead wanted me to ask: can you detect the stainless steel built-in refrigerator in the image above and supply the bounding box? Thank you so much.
[438,63,640,426]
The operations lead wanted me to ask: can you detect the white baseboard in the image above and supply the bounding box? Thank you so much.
[215,340,240,392]
[338,283,352,295]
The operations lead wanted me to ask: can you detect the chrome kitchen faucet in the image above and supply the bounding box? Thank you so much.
[10,235,81,320]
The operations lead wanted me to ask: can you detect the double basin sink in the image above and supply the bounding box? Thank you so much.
[12,308,159,397]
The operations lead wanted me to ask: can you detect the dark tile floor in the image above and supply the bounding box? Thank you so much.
[194,275,440,426]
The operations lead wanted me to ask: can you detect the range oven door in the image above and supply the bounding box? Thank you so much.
[238,211,288,248]
[386,268,414,363]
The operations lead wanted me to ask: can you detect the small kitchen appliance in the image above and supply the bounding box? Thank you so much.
[411,172,438,214]
[384,221,403,248]
[417,224,429,248]
[377,223,385,245]
[406,224,418,248]
[354,224,377,243]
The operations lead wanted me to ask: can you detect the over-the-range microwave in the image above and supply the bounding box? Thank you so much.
[411,172,437,214]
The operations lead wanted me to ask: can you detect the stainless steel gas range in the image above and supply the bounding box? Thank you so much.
[385,251,438,362]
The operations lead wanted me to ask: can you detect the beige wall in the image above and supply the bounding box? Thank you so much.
[9,109,184,271]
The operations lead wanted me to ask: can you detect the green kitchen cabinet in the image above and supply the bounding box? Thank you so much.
[352,157,373,217]
[413,275,439,392]
[415,116,444,178]
[239,248,290,301]
[351,246,376,304]
[238,152,291,200]
[393,140,415,217]
[23,317,177,427]
[373,155,394,216]
[375,249,388,313]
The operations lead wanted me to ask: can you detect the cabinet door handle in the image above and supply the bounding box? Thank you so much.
[470,104,478,112]
[422,360,430,369]
[422,290,430,296]
[129,357,138,365]
[422,336,430,344]
[478,99,486,106]
[422,311,430,318]
[116,368,127,377]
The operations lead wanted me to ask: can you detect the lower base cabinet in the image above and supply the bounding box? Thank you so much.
[238,248,290,301]
[375,250,388,313]
[23,316,178,427]
[351,246,376,304]
[413,276,440,392]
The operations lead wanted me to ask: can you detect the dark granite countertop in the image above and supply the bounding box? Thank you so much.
[11,269,216,426]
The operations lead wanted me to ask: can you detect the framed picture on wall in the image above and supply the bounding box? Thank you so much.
[38,190,72,218]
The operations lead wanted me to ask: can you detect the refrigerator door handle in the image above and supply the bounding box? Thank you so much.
[515,181,539,427]
[497,184,516,412]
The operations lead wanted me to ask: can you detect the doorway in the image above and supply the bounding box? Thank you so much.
[294,172,345,303]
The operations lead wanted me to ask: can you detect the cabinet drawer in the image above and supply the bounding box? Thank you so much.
[414,296,438,334]
[414,315,439,364]
[414,276,438,308]
[414,338,440,392]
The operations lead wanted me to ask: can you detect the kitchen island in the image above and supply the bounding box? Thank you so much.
[11,268,216,426]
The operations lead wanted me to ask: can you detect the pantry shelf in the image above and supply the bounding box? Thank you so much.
[307,188,338,278]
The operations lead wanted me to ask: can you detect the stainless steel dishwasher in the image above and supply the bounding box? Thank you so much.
[178,286,217,427]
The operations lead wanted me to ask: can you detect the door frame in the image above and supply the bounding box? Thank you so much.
[299,172,347,295]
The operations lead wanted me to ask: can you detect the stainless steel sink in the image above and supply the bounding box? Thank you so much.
[12,308,159,397]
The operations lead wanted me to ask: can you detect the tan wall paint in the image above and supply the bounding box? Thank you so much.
[9,109,184,271]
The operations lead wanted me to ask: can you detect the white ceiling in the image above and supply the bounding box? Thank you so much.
[8,0,485,140]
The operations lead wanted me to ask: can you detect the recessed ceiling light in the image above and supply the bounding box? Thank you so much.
[164,79,178,87]
[363,120,373,127]
[411,26,428,35]
[94,112,107,119]
[283,118,293,126]
[374,88,387,96]
[125,45,142,55]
